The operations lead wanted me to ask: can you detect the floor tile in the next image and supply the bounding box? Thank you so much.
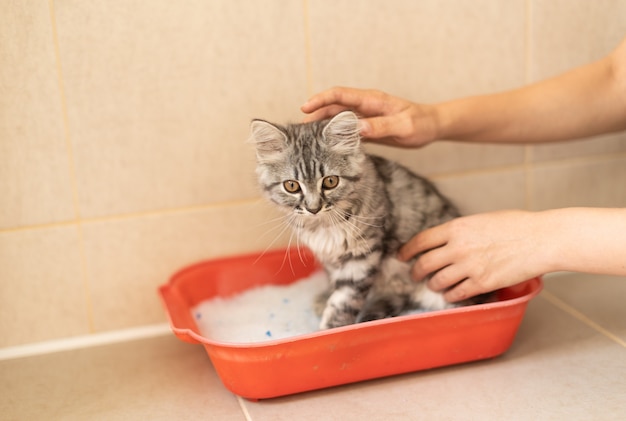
[3,275,624,420]
[0,335,246,421]
[543,273,626,344]
[241,293,626,420]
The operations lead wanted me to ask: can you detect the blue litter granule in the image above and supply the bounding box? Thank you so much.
[265,330,272,338]
[195,313,202,320]
[282,298,290,304]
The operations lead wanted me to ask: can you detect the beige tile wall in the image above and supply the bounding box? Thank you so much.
[1,0,625,348]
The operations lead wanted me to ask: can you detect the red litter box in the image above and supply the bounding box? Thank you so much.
[158,247,542,400]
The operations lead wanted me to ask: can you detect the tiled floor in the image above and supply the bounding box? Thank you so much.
[2,273,625,420]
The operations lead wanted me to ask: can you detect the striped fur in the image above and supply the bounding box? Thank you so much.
[250,111,473,329]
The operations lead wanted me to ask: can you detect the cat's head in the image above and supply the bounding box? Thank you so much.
[249,111,366,224]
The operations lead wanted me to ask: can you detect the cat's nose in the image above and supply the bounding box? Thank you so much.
[306,205,323,214]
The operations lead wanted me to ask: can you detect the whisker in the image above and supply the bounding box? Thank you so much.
[295,217,307,267]
[253,213,292,228]
[254,213,294,265]
[331,209,373,255]
[277,214,308,275]
[333,208,385,227]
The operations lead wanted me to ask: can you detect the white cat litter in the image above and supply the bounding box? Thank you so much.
[190,269,433,343]
[191,270,329,343]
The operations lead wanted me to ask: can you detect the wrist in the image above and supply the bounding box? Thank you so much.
[431,98,469,142]
[422,102,445,144]
[530,209,571,275]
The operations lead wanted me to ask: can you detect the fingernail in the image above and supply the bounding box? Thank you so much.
[359,120,371,136]
[301,98,313,110]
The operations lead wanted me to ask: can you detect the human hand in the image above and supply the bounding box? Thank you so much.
[398,210,548,302]
[301,86,439,148]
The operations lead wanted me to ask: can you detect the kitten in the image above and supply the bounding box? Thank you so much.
[250,111,481,329]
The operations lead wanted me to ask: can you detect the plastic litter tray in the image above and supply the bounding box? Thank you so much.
[159,247,542,400]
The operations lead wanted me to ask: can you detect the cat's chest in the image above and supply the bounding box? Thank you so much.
[300,227,351,263]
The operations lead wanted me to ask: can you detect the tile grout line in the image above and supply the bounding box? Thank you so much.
[48,0,81,223]
[0,323,172,361]
[429,162,526,182]
[524,146,534,210]
[48,0,95,333]
[524,0,533,85]
[523,0,534,211]
[3,151,626,236]
[302,0,314,98]
[0,197,266,235]
[236,396,254,421]
[541,290,626,349]
[432,150,626,181]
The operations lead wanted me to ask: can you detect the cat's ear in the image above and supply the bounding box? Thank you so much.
[322,111,361,152]
[249,119,287,162]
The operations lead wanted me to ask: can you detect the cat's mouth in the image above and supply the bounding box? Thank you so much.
[294,204,332,216]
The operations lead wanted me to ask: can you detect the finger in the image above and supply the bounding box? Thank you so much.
[409,247,452,282]
[427,264,468,292]
[443,279,481,303]
[302,105,350,122]
[301,87,367,113]
[398,223,449,261]
[360,136,422,149]
[302,87,392,117]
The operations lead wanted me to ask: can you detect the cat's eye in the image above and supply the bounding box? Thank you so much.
[322,176,339,190]
[283,180,301,193]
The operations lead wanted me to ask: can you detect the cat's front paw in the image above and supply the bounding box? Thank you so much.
[319,306,357,329]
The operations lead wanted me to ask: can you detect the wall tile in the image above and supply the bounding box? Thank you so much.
[434,169,526,215]
[0,226,90,347]
[0,1,76,229]
[82,201,292,332]
[531,157,626,210]
[531,133,626,162]
[4,1,626,350]
[366,142,525,177]
[308,0,526,174]
[531,0,626,80]
[53,0,308,219]
[309,0,526,102]
[529,0,626,158]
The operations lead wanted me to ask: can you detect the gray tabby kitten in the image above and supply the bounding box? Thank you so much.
[250,111,475,330]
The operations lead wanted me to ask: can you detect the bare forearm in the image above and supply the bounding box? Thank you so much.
[435,40,626,144]
[302,38,626,148]
[538,208,626,276]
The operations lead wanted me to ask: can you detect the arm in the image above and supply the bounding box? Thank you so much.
[397,208,626,302]
[438,39,626,143]
[302,37,626,146]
